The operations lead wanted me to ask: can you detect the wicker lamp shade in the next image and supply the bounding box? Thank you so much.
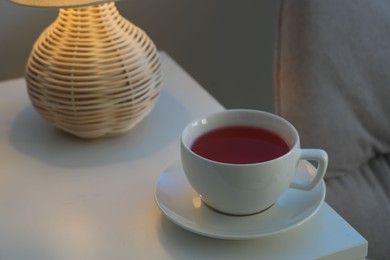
[23,2,161,138]
[10,0,117,8]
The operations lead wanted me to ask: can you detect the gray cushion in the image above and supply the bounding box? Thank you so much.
[326,155,390,258]
[274,0,390,259]
[275,0,390,178]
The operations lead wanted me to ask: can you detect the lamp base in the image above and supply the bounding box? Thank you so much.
[25,2,161,138]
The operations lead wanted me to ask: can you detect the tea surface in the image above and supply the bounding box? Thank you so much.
[191,126,289,164]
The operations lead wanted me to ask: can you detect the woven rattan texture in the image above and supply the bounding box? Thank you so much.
[25,2,161,138]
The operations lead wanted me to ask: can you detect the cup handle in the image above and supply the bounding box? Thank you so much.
[289,149,328,190]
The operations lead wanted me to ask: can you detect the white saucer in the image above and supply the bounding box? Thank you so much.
[154,160,326,240]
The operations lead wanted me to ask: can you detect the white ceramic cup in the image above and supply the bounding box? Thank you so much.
[180,109,328,216]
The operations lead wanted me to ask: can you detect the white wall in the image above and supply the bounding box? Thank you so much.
[0,0,277,111]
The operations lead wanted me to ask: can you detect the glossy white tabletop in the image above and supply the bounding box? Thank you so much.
[0,52,367,259]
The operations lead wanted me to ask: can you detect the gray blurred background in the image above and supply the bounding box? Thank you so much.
[0,0,278,112]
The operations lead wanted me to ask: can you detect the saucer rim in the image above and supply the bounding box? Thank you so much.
[154,160,326,240]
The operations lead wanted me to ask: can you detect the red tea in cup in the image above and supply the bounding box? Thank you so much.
[191,126,290,164]
[181,109,328,215]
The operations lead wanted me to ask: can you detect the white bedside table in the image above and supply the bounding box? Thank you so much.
[0,52,367,259]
